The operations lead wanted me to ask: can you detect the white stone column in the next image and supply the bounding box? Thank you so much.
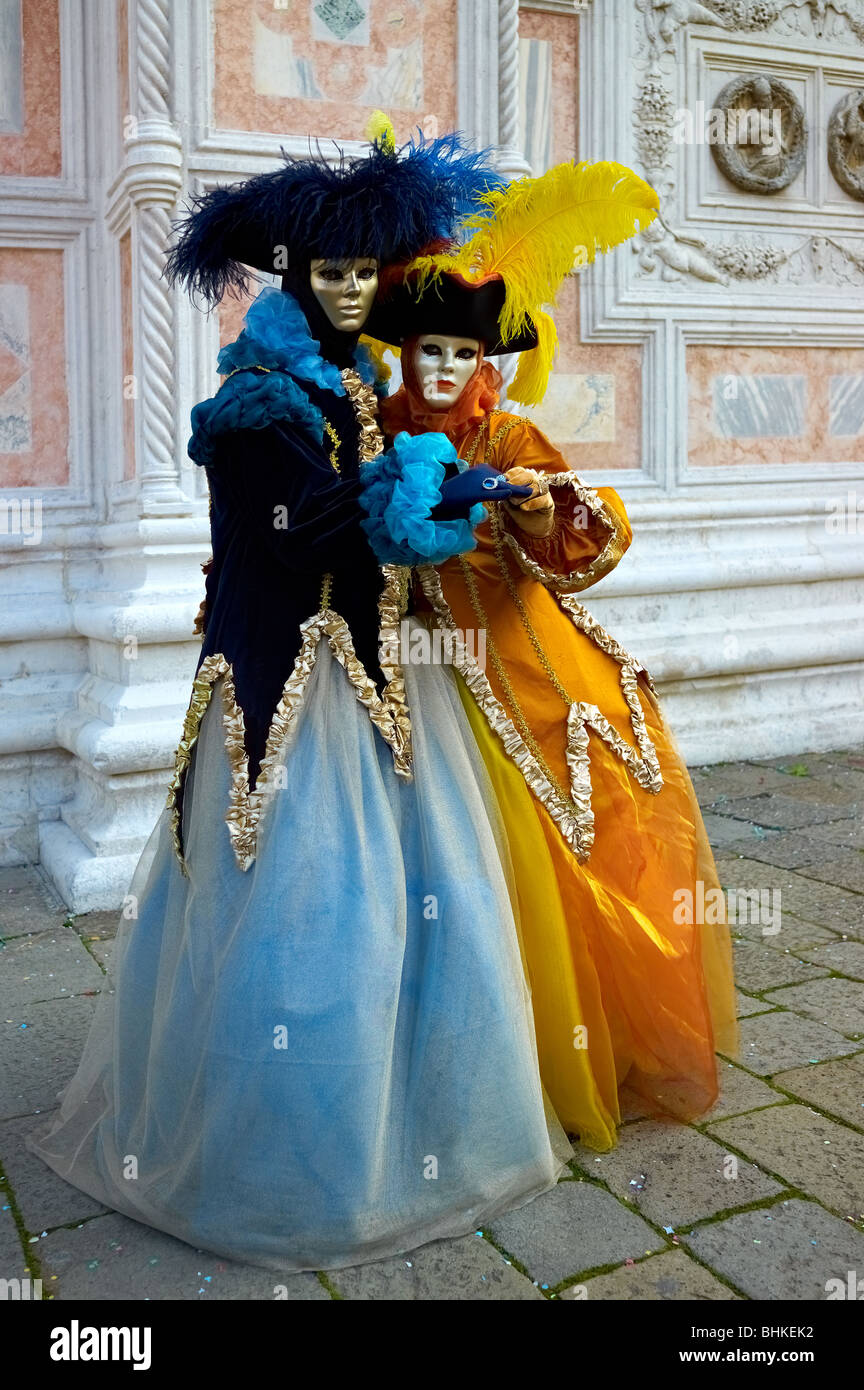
[39,0,209,910]
[127,0,187,515]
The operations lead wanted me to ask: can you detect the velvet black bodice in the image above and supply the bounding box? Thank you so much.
[197,376,390,786]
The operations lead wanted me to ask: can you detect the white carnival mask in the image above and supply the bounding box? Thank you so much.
[413,335,481,407]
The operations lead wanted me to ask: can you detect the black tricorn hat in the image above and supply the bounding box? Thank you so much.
[366,271,539,356]
[164,132,505,307]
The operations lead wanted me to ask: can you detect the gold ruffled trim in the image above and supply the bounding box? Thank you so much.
[167,603,415,874]
[416,565,662,860]
[166,653,229,870]
[341,368,384,463]
[376,564,413,772]
[500,471,628,592]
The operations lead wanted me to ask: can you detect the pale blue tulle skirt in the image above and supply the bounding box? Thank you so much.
[29,625,571,1271]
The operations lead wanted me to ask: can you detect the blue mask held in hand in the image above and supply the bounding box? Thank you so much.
[430,464,533,521]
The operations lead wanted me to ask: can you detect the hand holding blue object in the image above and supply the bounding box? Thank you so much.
[430,464,533,521]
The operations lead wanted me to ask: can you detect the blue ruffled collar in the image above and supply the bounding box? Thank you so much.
[217,286,381,395]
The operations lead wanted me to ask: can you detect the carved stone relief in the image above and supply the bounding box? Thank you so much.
[629,0,864,285]
[709,74,806,193]
[828,88,864,200]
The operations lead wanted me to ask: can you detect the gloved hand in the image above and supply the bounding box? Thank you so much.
[430,464,533,521]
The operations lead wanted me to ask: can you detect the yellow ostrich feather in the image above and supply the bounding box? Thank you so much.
[410,160,659,348]
[508,310,558,408]
[365,110,396,155]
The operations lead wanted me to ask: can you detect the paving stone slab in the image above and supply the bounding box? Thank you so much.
[0,928,105,1011]
[683,1199,864,1301]
[719,832,835,871]
[716,903,838,953]
[0,1112,107,1231]
[0,995,96,1119]
[760,916,844,953]
[711,794,856,832]
[702,814,779,854]
[560,1247,740,1301]
[574,1120,783,1229]
[707,1104,864,1217]
[328,1231,542,1300]
[798,938,864,980]
[692,764,792,805]
[763,977,864,1040]
[728,1011,856,1075]
[37,1212,330,1300]
[804,820,864,852]
[773,1055,864,1131]
[796,854,864,896]
[743,769,859,806]
[732,941,829,993]
[762,759,864,798]
[71,909,120,942]
[0,871,68,940]
[82,939,113,972]
[713,861,863,936]
[0,1194,26,1272]
[486,1178,664,1287]
[736,990,776,1018]
[705,1062,787,1121]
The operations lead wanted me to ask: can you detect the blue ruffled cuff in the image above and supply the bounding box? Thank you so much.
[358,431,485,566]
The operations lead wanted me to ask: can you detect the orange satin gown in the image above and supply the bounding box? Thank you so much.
[414,409,738,1151]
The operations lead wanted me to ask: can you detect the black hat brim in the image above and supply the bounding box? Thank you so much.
[366,274,539,356]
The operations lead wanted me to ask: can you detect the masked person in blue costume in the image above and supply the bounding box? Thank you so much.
[28,119,572,1272]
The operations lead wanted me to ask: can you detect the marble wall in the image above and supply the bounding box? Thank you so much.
[213,0,458,142]
[0,249,69,489]
[516,7,642,469]
[688,346,864,468]
[0,0,61,177]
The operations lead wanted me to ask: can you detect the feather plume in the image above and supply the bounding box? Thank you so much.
[507,310,558,407]
[165,131,504,305]
[365,110,396,155]
[409,160,659,345]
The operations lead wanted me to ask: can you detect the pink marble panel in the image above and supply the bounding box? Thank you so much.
[0,0,62,178]
[117,0,130,171]
[0,248,69,488]
[688,344,864,467]
[535,276,642,470]
[212,0,457,142]
[520,8,578,167]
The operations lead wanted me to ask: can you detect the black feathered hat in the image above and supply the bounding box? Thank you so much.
[164,118,505,306]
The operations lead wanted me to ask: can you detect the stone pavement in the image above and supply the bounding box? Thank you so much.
[1,748,862,1301]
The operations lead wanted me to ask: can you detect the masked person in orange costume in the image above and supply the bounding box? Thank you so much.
[365,161,738,1151]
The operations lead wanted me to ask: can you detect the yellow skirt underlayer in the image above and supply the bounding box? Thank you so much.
[456,673,738,1153]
